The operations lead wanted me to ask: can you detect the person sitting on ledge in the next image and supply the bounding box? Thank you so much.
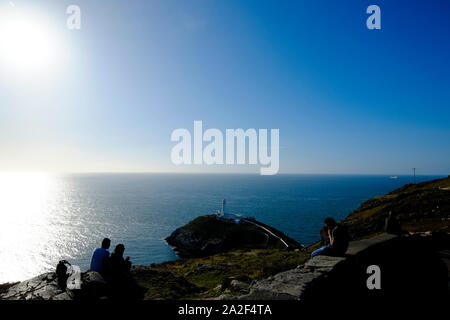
[109,244,132,277]
[109,243,142,299]
[90,238,111,275]
[311,218,349,258]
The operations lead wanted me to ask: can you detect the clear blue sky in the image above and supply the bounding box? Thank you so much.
[0,0,449,174]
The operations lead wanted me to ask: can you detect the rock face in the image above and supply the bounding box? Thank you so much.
[0,272,72,300]
[0,271,110,301]
[236,255,345,300]
[166,215,302,258]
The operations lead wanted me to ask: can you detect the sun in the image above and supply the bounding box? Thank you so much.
[0,6,60,75]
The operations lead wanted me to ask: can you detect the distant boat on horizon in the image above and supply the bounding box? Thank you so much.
[390,176,398,179]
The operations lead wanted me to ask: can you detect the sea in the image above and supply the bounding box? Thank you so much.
[0,173,444,283]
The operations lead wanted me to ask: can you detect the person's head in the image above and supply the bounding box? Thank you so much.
[324,217,337,230]
[114,244,125,257]
[101,238,111,249]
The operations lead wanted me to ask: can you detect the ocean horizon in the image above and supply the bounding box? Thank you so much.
[0,173,445,284]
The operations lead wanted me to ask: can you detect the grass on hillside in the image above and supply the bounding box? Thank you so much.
[133,248,309,300]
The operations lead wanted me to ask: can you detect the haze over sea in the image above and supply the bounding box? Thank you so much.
[0,173,444,283]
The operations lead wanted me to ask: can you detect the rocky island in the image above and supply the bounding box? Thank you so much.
[1,176,449,301]
[165,214,303,258]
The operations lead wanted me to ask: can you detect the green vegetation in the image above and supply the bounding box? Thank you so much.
[133,248,309,299]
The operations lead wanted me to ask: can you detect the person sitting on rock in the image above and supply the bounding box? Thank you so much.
[311,218,349,258]
[109,244,132,276]
[108,244,139,299]
[90,238,111,275]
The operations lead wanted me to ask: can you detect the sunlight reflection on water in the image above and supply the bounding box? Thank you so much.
[0,173,58,282]
[0,172,179,283]
[0,173,116,283]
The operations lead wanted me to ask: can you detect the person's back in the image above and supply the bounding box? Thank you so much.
[331,224,349,255]
[90,238,111,274]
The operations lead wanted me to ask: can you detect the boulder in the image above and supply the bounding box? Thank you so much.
[76,271,110,300]
[229,280,250,293]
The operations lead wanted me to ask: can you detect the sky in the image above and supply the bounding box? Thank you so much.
[0,0,449,174]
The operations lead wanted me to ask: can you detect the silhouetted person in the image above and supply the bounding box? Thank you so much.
[311,218,349,258]
[90,238,111,275]
[384,211,402,235]
[108,244,142,299]
[109,244,131,277]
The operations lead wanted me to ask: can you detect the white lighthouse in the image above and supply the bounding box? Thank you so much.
[216,199,243,224]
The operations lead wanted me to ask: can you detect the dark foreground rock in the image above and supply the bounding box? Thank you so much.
[0,271,144,301]
[0,272,71,300]
[227,255,345,300]
[166,215,303,258]
[222,232,449,301]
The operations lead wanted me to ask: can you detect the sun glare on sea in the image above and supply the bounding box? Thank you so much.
[0,6,62,76]
[0,172,57,282]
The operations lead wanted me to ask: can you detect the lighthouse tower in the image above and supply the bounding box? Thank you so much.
[216,199,243,224]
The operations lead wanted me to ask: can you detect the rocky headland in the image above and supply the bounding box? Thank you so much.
[1,176,449,301]
[165,215,303,258]
[343,176,450,238]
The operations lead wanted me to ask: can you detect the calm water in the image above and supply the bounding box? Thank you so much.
[0,173,443,283]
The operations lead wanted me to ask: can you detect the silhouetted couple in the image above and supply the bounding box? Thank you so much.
[91,238,130,275]
[90,238,141,299]
[311,218,350,258]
